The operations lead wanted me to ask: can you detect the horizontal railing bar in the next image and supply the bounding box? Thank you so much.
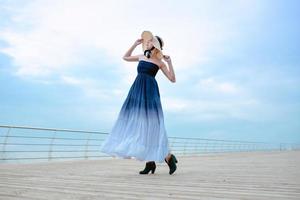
[170,144,272,147]
[1,125,297,146]
[1,144,276,148]
[168,136,272,144]
[0,155,110,160]
[1,150,101,153]
[0,135,104,141]
[171,149,271,152]
[1,124,299,163]
[0,125,108,135]
[169,141,262,144]
[0,143,101,146]
[1,149,267,153]
[171,148,276,150]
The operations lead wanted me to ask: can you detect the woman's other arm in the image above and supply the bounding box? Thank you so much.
[160,55,176,83]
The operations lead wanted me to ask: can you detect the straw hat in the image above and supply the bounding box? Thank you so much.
[141,30,164,59]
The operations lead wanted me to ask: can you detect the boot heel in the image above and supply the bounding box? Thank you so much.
[151,167,156,174]
[172,154,178,163]
[139,161,156,175]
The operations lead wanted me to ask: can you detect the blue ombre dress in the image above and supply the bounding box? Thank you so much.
[100,60,170,163]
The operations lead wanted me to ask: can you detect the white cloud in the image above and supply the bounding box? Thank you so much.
[61,75,83,85]
[197,77,240,94]
[0,0,261,78]
[163,97,188,112]
[0,0,264,123]
[60,75,121,101]
[162,96,260,121]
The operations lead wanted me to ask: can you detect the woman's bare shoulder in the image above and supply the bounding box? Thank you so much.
[137,54,146,61]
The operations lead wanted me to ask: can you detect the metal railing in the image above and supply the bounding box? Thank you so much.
[1,125,299,163]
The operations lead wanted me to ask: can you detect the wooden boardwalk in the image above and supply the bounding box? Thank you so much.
[0,150,299,199]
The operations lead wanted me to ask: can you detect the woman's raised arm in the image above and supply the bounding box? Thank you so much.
[123,39,143,62]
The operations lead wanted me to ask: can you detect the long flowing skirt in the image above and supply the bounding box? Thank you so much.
[100,73,170,163]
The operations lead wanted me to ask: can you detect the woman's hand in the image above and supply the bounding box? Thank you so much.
[163,55,172,63]
[134,38,143,46]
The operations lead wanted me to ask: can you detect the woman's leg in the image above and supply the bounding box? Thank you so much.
[165,153,172,163]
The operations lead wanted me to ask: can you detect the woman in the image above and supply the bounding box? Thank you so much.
[100,31,178,175]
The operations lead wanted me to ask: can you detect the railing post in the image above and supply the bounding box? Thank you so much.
[204,140,208,153]
[48,130,57,161]
[183,139,188,156]
[167,137,173,154]
[212,141,215,153]
[1,127,12,162]
[84,132,92,160]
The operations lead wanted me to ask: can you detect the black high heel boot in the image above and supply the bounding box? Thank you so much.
[139,161,156,174]
[165,154,178,175]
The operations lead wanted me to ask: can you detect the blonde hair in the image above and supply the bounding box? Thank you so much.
[153,48,163,60]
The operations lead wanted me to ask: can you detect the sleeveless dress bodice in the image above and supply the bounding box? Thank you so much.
[137,60,159,77]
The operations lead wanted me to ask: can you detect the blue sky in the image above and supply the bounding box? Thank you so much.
[0,0,299,144]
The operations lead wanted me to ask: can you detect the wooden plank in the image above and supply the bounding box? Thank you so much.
[0,151,299,199]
